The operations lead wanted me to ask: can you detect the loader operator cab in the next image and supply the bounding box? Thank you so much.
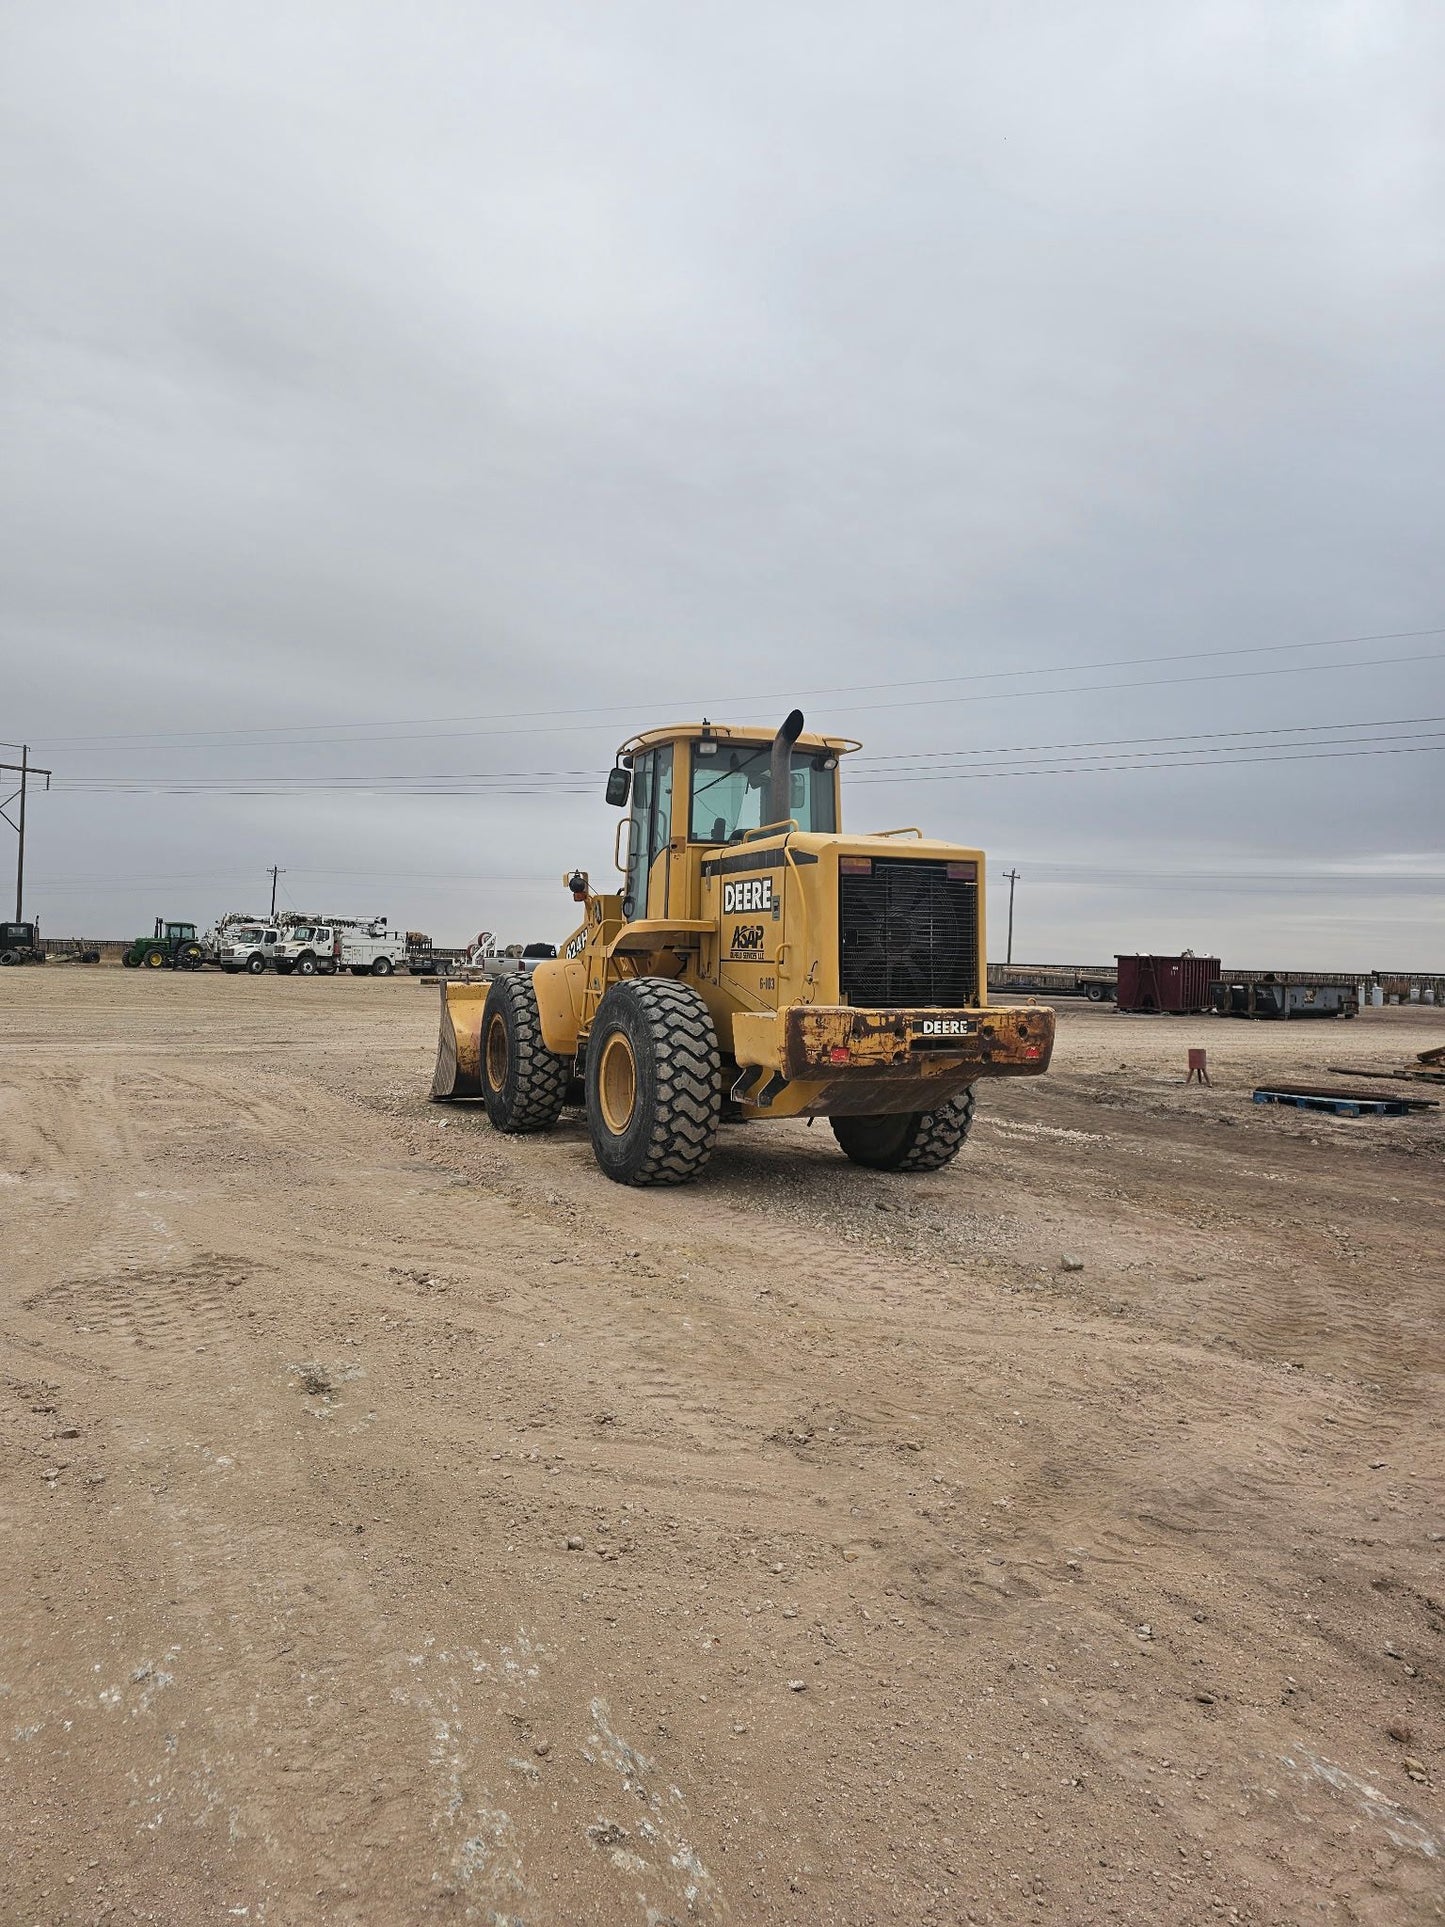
[615,725,843,920]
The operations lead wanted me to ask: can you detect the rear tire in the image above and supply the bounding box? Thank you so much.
[371,957,393,977]
[586,979,720,1186]
[177,943,204,969]
[831,1087,976,1173]
[481,973,569,1132]
[123,952,140,967]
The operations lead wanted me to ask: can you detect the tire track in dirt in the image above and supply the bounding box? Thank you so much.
[4,973,1442,1926]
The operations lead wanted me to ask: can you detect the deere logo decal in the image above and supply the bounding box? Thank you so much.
[723,877,773,915]
[919,1018,972,1035]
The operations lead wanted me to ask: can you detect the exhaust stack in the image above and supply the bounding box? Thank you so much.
[767,709,806,830]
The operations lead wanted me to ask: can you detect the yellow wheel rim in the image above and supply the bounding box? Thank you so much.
[485,1013,509,1092]
[145,950,165,967]
[598,1030,637,1135]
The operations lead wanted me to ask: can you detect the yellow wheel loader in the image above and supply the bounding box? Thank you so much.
[433,712,1054,1184]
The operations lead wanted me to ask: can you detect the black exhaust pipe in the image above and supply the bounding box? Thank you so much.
[768,709,806,829]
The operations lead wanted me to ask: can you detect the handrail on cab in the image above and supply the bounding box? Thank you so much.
[739,818,800,842]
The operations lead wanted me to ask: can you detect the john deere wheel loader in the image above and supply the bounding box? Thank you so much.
[433,712,1054,1184]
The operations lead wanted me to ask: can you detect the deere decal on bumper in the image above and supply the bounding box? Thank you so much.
[780,1005,1053,1080]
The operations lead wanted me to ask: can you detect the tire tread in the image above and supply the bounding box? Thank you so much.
[485,974,569,1132]
[831,1087,976,1172]
[589,978,721,1185]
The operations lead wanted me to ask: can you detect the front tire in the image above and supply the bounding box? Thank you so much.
[481,973,569,1132]
[296,954,318,976]
[586,979,720,1187]
[246,954,267,975]
[831,1088,976,1173]
[143,947,167,969]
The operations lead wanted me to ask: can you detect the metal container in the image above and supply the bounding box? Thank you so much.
[1115,953,1220,1013]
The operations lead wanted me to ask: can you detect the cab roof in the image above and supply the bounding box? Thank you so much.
[618,721,861,758]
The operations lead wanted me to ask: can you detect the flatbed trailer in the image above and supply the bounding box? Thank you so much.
[987,962,1116,1003]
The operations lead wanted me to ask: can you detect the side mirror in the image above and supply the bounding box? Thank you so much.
[605,766,632,808]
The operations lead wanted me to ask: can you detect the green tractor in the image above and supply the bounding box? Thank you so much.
[123,919,206,971]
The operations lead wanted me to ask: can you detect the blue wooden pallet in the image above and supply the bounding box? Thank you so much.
[1253,1088,1410,1118]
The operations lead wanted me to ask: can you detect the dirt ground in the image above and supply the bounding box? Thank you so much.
[1,968,1441,1927]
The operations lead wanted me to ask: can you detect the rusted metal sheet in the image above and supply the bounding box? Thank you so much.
[729,1003,1053,1118]
[779,1002,1052,1079]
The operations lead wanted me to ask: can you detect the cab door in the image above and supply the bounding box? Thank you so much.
[622,744,674,920]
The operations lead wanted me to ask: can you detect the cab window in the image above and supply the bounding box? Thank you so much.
[689,746,837,842]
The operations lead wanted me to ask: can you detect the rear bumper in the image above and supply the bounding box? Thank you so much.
[781,1003,1053,1079]
[731,1003,1054,1117]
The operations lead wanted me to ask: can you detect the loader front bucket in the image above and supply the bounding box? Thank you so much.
[432,982,490,1099]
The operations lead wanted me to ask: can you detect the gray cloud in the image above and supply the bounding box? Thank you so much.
[3,2,1442,966]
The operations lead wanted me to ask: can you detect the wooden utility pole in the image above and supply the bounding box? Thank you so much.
[268,865,285,918]
[1003,868,1020,966]
[0,747,53,922]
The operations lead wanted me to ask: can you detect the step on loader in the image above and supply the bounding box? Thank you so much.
[433,712,1054,1185]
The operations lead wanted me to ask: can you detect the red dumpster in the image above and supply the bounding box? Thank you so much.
[1115,954,1220,1014]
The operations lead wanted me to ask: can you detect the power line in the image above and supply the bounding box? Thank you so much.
[850,731,1445,783]
[48,730,1445,796]
[30,623,1445,750]
[44,716,1445,786]
[858,714,1445,766]
[26,868,564,889]
[35,645,1443,753]
[851,741,1445,784]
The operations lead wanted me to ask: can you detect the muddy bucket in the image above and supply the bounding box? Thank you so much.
[432,982,490,1099]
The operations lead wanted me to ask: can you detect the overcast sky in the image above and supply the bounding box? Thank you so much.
[3,2,1442,969]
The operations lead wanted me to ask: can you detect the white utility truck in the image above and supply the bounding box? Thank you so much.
[272,916,408,977]
[215,921,283,973]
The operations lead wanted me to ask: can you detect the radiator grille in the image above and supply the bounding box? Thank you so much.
[838,859,979,1009]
